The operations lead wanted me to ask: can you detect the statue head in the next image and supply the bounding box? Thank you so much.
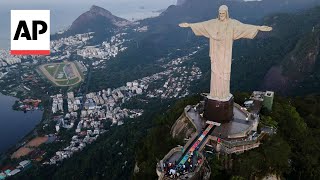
[218,5,229,21]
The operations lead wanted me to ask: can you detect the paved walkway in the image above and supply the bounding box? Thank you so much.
[233,106,246,120]
[178,124,214,166]
[167,151,183,163]
[187,108,204,132]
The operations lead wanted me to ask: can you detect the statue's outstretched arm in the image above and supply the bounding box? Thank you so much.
[233,20,272,40]
[258,26,273,32]
[179,23,190,28]
[179,20,212,38]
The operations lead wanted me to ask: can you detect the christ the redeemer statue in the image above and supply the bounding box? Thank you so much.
[179,5,272,101]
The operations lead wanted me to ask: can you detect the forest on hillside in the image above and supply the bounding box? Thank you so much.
[133,94,320,180]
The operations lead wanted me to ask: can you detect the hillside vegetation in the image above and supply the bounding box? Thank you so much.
[134,94,320,179]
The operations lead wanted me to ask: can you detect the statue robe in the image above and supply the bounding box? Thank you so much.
[189,19,259,100]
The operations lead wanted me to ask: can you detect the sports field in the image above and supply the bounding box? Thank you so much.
[39,61,83,87]
[11,136,48,159]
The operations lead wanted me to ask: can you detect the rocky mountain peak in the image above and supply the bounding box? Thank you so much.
[67,5,130,35]
[84,5,129,26]
[89,5,113,18]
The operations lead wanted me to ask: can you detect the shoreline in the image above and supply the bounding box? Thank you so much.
[0,92,45,161]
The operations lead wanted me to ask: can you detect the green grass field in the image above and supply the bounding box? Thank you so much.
[55,64,67,79]
[56,77,80,86]
[40,62,83,87]
[44,64,58,77]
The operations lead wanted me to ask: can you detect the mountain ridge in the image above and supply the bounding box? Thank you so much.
[259,7,320,95]
[152,0,320,26]
[54,5,131,40]
[69,5,130,31]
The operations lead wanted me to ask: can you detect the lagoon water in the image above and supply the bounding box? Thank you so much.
[0,93,43,154]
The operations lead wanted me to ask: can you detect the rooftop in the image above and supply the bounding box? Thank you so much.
[211,105,255,139]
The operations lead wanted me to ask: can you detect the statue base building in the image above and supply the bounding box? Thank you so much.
[157,91,276,180]
[203,94,234,123]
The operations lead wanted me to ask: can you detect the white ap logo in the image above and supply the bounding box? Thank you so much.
[11,10,50,55]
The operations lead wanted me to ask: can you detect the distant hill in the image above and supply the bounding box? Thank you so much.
[259,7,320,95]
[229,6,320,96]
[69,5,129,33]
[53,5,131,41]
[263,29,320,95]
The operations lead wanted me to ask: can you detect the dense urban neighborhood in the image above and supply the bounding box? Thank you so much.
[0,23,204,178]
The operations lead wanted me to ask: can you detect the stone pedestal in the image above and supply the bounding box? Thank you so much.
[203,95,234,123]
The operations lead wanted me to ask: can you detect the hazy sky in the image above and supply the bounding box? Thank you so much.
[1,0,176,20]
[0,0,176,48]
[2,0,176,5]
